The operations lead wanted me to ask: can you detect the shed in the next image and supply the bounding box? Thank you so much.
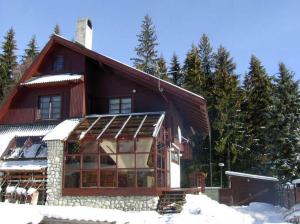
[219,171,279,206]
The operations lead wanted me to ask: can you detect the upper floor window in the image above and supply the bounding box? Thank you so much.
[53,55,64,71]
[109,97,132,114]
[38,95,61,120]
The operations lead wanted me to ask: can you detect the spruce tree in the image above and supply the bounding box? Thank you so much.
[156,55,168,80]
[0,27,17,99]
[211,46,244,171]
[271,63,300,181]
[198,34,214,76]
[50,24,61,38]
[22,35,39,63]
[242,55,274,174]
[183,45,204,95]
[169,53,183,86]
[131,14,158,75]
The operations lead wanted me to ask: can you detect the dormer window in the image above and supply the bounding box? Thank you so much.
[109,97,131,114]
[38,95,61,120]
[53,55,64,71]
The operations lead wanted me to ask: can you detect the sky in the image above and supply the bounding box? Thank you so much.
[0,0,300,80]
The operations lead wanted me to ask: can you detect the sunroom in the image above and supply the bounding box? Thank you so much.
[62,112,179,196]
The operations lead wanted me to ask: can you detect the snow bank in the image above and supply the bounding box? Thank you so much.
[0,194,288,224]
[235,202,287,224]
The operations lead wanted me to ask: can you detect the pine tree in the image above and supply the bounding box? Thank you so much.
[131,14,158,75]
[50,24,61,38]
[242,55,274,174]
[156,55,169,80]
[198,34,214,76]
[183,45,205,95]
[271,63,300,181]
[54,24,61,35]
[22,35,39,63]
[211,46,244,171]
[0,27,17,99]
[169,53,183,86]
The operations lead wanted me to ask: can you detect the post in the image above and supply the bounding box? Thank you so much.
[209,133,212,187]
[218,163,224,188]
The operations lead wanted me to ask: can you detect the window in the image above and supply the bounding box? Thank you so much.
[109,97,131,114]
[38,96,61,120]
[53,55,64,71]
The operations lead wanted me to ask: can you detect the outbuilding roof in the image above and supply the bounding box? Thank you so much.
[225,171,279,182]
[0,159,47,171]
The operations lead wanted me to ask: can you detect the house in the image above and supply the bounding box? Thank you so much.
[0,18,210,210]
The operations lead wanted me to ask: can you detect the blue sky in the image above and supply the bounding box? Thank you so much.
[1,0,300,80]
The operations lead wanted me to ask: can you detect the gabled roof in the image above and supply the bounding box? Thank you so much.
[0,35,210,134]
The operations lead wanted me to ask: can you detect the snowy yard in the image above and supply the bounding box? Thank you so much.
[0,194,293,224]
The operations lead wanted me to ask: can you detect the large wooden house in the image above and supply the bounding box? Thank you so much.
[0,19,210,210]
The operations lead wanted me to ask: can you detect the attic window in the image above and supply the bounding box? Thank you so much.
[53,55,64,71]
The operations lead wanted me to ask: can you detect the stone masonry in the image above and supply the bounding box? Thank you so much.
[46,140,158,211]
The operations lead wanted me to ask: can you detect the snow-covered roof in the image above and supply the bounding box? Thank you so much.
[225,171,279,182]
[0,123,57,157]
[0,159,47,171]
[43,119,81,141]
[292,179,300,184]
[20,73,83,86]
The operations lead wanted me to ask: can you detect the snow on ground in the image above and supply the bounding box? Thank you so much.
[0,194,290,224]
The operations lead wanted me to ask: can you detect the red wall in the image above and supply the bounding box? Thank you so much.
[38,44,85,75]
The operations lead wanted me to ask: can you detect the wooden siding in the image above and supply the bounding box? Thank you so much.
[0,85,77,124]
[38,44,85,75]
[70,82,85,117]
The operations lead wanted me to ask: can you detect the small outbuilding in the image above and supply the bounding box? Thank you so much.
[219,171,279,206]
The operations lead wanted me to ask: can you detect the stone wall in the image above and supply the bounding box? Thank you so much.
[46,140,158,211]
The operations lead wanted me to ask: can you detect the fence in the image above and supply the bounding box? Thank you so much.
[277,184,296,209]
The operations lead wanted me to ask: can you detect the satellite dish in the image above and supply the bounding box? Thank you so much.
[178,126,182,144]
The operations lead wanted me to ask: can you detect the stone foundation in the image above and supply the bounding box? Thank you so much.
[46,140,158,211]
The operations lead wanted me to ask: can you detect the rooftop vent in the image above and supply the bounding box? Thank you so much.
[75,18,93,50]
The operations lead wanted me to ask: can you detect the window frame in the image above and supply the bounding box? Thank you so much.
[62,136,169,196]
[52,55,64,72]
[108,97,132,114]
[37,95,62,120]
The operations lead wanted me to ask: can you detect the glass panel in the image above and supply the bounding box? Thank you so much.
[100,154,116,168]
[52,96,61,102]
[118,139,134,153]
[136,153,154,168]
[100,170,117,187]
[83,155,98,169]
[157,171,166,187]
[121,98,131,114]
[137,170,155,188]
[109,99,120,114]
[82,171,98,187]
[65,156,81,170]
[81,141,98,153]
[118,169,136,187]
[117,154,135,168]
[64,171,80,188]
[67,142,80,154]
[157,154,165,169]
[40,96,50,103]
[136,137,153,152]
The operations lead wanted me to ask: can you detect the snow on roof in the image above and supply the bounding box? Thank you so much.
[292,179,300,184]
[225,171,279,182]
[20,73,83,86]
[43,119,81,141]
[0,159,47,171]
[0,123,57,157]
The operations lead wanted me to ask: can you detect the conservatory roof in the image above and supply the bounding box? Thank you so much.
[20,73,83,87]
[67,112,165,141]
